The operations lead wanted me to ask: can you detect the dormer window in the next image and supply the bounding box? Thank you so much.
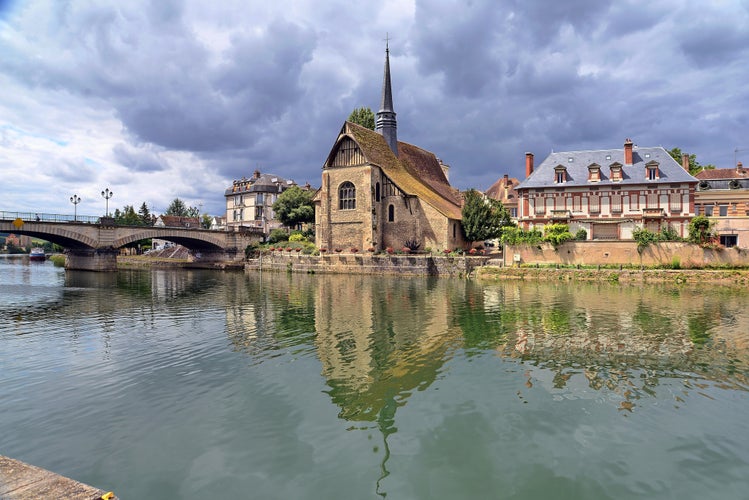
[646,160,659,181]
[610,162,623,182]
[554,166,567,184]
[588,163,601,182]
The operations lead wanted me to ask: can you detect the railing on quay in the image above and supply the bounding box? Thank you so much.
[0,211,100,224]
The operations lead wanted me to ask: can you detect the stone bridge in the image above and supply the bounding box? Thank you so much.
[0,218,262,271]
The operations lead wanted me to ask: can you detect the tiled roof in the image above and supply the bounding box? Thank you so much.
[516,146,698,189]
[695,167,748,180]
[485,176,520,204]
[341,122,463,219]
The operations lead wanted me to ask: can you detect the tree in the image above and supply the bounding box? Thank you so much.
[461,189,512,243]
[667,147,715,176]
[138,202,154,226]
[347,107,375,130]
[201,214,212,229]
[272,186,315,228]
[165,198,189,217]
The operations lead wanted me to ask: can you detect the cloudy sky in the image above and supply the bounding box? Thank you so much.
[1,0,748,217]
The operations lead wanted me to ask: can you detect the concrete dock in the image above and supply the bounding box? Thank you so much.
[0,455,117,499]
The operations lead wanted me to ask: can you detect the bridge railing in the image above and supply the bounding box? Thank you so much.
[0,211,101,224]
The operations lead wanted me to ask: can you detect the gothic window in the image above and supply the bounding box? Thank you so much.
[388,204,394,222]
[339,182,356,210]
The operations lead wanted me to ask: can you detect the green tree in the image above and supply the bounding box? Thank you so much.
[272,186,315,228]
[165,198,189,217]
[201,214,212,229]
[138,202,154,226]
[113,205,142,225]
[667,147,715,176]
[461,189,511,243]
[347,107,375,130]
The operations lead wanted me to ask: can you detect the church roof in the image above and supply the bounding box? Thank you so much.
[340,121,463,220]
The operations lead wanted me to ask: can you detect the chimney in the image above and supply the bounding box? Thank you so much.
[525,153,534,178]
[253,169,261,179]
[503,174,509,199]
[624,138,633,166]
[737,161,744,174]
[682,153,690,172]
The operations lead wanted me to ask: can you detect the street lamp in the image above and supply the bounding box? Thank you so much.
[101,188,113,217]
[70,194,81,221]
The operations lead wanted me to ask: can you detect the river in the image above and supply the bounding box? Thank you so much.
[1,256,749,499]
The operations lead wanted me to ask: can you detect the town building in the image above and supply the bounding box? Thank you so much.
[224,170,296,235]
[485,174,520,220]
[515,139,698,240]
[695,162,749,247]
[314,46,465,252]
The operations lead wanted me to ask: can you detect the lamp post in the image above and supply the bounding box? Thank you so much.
[101,188,113,217]
[70,194,81,221]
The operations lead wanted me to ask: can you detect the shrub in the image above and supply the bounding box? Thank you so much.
[501,226,543,245]
[289,233,307,242]
[688,215,715,245]
[245,243,259,259]
[574,228,588,241]
[659,224,681,241]
[268,228,289,244]
[542,224,574,249]
[632,227,659,254]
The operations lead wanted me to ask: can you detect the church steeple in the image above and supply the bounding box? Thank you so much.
[376,41,398,156]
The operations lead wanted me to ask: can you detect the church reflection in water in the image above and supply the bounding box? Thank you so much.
[225,272,749,486]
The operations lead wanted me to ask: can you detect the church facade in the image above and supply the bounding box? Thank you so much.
[314,47,466,252]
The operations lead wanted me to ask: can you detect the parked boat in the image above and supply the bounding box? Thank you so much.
[29,247,46,261]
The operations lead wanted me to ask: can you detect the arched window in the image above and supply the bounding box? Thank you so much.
[375,182,381,202]
[339,182,356,210]
[388,204,394,222]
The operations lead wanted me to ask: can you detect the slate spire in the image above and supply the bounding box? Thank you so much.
[376,40,398,156]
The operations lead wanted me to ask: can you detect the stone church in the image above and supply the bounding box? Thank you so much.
[314,46,466,252]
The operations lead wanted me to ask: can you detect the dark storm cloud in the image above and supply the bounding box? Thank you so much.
[112,143,169,173]
[3,0,749,214]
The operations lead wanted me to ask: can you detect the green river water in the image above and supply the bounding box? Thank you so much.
[1,256,748,499]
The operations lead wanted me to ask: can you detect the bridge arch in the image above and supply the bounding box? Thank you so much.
[0,221,98,249]
[114,228,227,251]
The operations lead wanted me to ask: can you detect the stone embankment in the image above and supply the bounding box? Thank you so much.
[476,266,749,286]
[246,252,496,276]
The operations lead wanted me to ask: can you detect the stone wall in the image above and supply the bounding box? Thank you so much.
[504,241,749,267]
[246,253,492,276]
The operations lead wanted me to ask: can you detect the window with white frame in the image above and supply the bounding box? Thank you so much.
[611,194,622,213]
[589,194,600,213]
[669,193,682,212]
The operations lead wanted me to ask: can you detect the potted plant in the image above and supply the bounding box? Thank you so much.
[351,247,359,253]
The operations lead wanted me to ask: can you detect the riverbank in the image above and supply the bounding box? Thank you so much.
[116,255,244,270]
[476,265,749,285]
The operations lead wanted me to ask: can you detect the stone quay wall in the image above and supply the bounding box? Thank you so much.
[246,252,493,276]
[504,241,749,268]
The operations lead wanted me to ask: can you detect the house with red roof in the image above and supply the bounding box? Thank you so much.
[695,162,749,247]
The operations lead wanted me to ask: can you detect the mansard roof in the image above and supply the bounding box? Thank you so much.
[516,145,698,190]
[225,172,295,195]
[328,121,462,219]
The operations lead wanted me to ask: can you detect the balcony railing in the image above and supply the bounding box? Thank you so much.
[642,208,664,218]
[549,210,571,220]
